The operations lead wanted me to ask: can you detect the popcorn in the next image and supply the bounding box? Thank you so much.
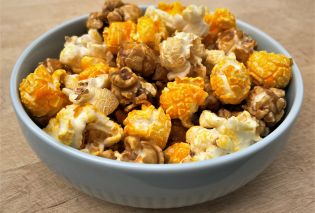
[103,21,136,54]
[204,8,236,46]
[160,32,206,80]
[44,104,123,151]
[247,51,292,88]
[186,110,260,161]
[136,16,168,51]
[243,86,286,127]
[216,28,257,63]
[117,136,164,164]
[19,64,69,126]
[145,4,209,37]
[123,105,171,149]
[160,77,208,127]
[164,142,190,163]
[158,2,185,15]
[116,42,158,77]
[60,29,113,73]
[210,58,251,104]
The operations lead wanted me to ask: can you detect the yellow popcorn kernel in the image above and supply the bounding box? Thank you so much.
[210,58,251,104]
[136,16,168,51]
[124,105,171,149]
[160,77,208,128]
[158,2,185,15]
[247,51,292,88]
[103,21,136,54]
[19,64,69,120]
[164,142,190,163]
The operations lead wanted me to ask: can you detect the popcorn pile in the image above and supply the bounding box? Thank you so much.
[19,1,292,164]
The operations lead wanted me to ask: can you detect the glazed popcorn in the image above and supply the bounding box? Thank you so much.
[19,0,293,164]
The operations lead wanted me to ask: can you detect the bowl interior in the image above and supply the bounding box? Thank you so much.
[10,14,303,169]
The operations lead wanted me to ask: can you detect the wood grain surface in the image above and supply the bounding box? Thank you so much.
[0,0,314,212]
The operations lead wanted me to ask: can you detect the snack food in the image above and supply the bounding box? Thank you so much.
[19,0,293,164]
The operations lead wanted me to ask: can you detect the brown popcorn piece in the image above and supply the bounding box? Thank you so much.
[86,0,141,30]
[117,42,157,77]
[119,136,164,164]
[169,120,188,143]
[243,86,286,127]
[110,67,157,112]
[216,28,256,64]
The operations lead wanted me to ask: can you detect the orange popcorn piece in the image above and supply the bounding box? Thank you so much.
[164,142,190,163]
[103,21,136,53]
[210,58,251,104]
[160,77,208,127]
[19,64,69,123]
[124,105,171,149]
[204,8,236,45]
[80,56,107,70]
[136,16,168,51]
[247,51,292,88]
[158,2,185,15]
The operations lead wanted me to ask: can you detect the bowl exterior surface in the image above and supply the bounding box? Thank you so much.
[10,15,303,208]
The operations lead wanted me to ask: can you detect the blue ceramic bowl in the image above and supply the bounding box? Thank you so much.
[10,12,303,208]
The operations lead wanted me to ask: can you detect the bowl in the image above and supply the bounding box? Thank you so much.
[10,10,303,208]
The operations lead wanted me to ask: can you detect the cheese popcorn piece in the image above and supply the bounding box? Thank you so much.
[186,110,260,161]
[19,64,69,125]
[103,20,136,54]
[204,8,236,46]
[60,29,113,73]
[44,104,123,152]
[160,77,208,128]
[247,51,292,88]
[158,2,185,15]
[124,105,171,149]
[210,58,251,104]
[160,32,206,80]
[136,16,168,51]
[164,142,190,163]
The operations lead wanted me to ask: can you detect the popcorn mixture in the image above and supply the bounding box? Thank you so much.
[19,0,293,164]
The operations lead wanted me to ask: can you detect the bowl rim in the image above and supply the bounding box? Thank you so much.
[10,14,304,173]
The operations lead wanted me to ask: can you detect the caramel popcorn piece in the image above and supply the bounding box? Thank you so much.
[160,77,208,128]
[86,0,141,30]
[216,28,257,64]
[103,21,136,54]
[247,51,292,88]
[169,120,188,143]
[210,58,251,104]
[19,64,69,126]
[110,67,157,112]
[160,32,206,80]
[164,142,190,163]
[243,86,286,127]
[116,42,157,77]
[118,136,164,164]
[123,105,171,149]
[136,16,168,51]
[45,104,123,152]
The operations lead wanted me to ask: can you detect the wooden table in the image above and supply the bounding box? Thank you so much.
[1,0,314,212]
